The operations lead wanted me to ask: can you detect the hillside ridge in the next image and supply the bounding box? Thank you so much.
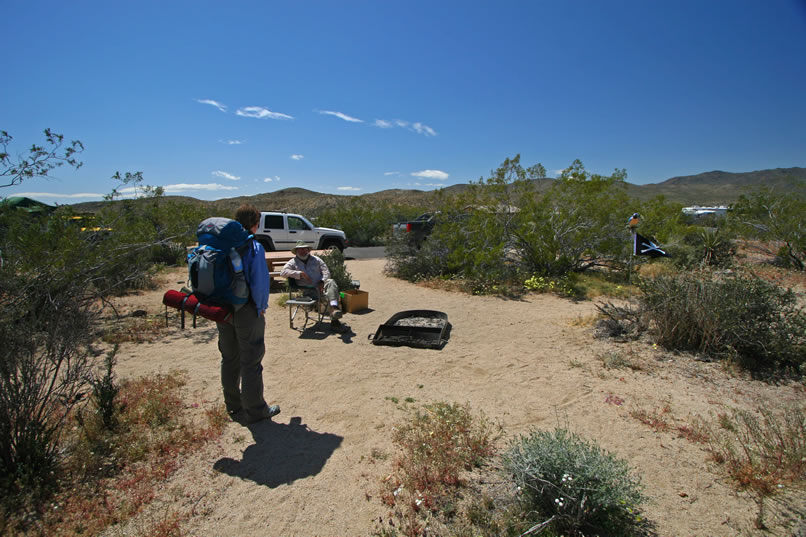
[69,166,806,214]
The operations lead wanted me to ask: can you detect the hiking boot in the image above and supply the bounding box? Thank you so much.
[331,308,343,321]
[227,407,245,422]
[247,404,281,424]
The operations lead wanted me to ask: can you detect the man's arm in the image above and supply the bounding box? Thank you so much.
[280,258,313,285]
[247,241,270,314]
[280,258,302,279]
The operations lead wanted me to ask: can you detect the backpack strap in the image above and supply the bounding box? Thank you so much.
[180,293,190,329]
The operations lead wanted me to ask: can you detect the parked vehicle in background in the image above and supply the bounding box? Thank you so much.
[255,211,347,252]
[392,213,437,245]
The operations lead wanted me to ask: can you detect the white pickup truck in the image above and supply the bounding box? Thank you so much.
[254,211,347,252]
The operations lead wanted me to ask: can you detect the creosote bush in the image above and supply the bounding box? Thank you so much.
[502,428,648,537]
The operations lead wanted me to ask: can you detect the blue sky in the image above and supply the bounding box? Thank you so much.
[2,0,805,205]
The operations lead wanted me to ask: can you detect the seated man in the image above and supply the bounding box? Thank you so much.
[280,241,345,331]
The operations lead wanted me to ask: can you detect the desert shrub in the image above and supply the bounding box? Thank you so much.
[0,132,200,522]
[318,248,356,291]
[670,227,738,270]
[384,227,459,283]
[384,156,682,295]
[96,175,207,268]
[501,428,648,537]
[0,370,228,536]
[449,157,634,280]
[639,271,806,373]
[380,402,500,536]
[705,404,806,529]
[729,187,806,270]
[317,199,423,247]
[524,274,577,297]
[563,271,634,300]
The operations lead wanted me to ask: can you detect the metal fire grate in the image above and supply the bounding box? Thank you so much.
[368,310,451,350]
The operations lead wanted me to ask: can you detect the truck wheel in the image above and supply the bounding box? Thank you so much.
[322,240,343,252]
[258,238,274,252]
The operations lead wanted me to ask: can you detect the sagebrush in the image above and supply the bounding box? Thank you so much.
[501,428,648,537]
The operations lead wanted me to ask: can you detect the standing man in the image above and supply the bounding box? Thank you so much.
[218,205,280,423]
[280,241,345,332]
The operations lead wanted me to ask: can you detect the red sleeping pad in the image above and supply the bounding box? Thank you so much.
[163,290,232,327]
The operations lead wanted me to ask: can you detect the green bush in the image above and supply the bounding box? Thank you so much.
[0,135,200,517]
[383,156,690,296]
[670,227,737,270]
[729,187,806,271]
[502,428,647,537]
[316,200,423,247]
[318,248,355,291]
[383,227,460,283]
[639,272,806,373]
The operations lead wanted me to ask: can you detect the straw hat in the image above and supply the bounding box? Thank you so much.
[290,240,311,253]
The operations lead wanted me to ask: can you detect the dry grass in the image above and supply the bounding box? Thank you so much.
[629,396,806,530]
[102,315,167,344]
[704,405,806,528]
[377,402,501,537]
[0,371,228,537]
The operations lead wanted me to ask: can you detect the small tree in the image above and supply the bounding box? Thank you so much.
[0,129,83,188]
[0,130,188,510]
[729,187,806,270]
[445,156,632,283]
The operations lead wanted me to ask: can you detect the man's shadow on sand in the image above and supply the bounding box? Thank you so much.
[213,416,343,488]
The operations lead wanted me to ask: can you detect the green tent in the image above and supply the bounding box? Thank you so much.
[0,196,57,214]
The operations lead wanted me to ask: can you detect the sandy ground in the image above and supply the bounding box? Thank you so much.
[104,258,804,537]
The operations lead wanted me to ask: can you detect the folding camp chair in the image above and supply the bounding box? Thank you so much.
[286,278,326,331]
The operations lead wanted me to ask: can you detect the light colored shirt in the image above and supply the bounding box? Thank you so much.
[280,255,331,286]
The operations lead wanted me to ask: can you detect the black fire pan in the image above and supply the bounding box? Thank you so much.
[368,309,451,350]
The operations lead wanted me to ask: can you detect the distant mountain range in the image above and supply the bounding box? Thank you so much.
[71,167,806,215]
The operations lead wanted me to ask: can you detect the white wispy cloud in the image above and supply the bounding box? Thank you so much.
[411,169,449,180]
[195,99,227,112]
[264,176,280,183]
[337,186,361,191]
[236,106,294,120]
[221,139,243,145]
[412,182,445,188]
[162,183,239,193]
[290,154,304,160]
[212,170,240,181]
[373,118,437,136]
[412,122,437,136]
[318,110,363,123]
[13,191,103,199]
[384,171,400,176]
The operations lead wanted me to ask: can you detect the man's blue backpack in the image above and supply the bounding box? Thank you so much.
[187,217,252,310]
